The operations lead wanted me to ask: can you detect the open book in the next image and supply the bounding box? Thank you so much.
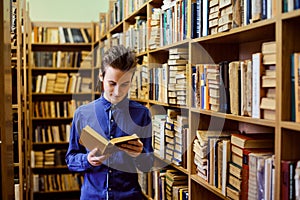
[79,125,139,155]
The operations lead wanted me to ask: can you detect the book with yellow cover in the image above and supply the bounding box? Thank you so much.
[79,125,139,155]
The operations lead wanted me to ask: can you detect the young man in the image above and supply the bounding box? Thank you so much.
[66,45,153,200]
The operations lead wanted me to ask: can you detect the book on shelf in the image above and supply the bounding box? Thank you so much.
[295,161,300,200]
[261,41,276,55]
[292,52,300,122]
[260,97,275,110]
[252,52,265,118]
[79,125,139,155]
[281,160,297,200]
[226,184,240,200]
[248,152,274,200]
[231,133,274,149]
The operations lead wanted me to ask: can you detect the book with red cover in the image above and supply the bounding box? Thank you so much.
[241,148,273,200]
[281,160,297,200]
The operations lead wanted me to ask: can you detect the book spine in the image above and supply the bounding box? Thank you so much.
[252,53,263,118]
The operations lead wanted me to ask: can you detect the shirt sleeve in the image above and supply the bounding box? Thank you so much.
[134,109,154,172]
[65,109,93,172]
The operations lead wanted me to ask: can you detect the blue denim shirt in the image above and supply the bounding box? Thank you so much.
[65,96,153,200]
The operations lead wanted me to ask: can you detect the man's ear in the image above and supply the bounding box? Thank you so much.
[99,72,103,81]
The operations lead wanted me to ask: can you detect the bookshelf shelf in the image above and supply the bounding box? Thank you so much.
[100,33,108,41]
[149,100,189,110]
[190,175,226,199]
[190,108,276,128]
[31,43,93,51]
[124,3,147,23]
[33,190,80,194]
[33,142,69,147]
[281,9,300,20]
[31,117,73,121]
[170,163,188,175]
[32,165,69,170]
[31,67,91,71]
[148,40,190,54]
[281,121,300,131]
[109,21,123,35]
[191,20,276,44]
[136,51,148,57]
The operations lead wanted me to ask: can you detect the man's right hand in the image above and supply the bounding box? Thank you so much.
[87,148,110,166]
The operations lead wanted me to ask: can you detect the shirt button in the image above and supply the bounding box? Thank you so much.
[109,170,112,173]
[110,135,113,139]
[108,188,111,191]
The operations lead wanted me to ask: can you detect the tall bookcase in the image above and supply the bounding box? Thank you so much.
[10,0,30,199]
[97,0,300,199]
[27,20,98,200]
[1,0,14,200]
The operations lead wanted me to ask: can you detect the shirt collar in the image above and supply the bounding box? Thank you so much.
[99,95,129,111]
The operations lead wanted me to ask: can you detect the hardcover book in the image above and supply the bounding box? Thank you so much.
[79,125,139,155]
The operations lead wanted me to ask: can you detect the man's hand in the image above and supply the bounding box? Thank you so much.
[118,139,143,157]
[87,148,110,166]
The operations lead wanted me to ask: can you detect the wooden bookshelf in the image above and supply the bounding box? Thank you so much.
[0,0,14,199]
[27,20,98,200]
[97,0,300,199]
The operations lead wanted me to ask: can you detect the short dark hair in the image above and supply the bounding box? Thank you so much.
[101,45,137,77]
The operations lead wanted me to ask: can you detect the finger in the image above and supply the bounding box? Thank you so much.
[127,139,143,147]
[120,143,143,153]
[89,148,99,156]
[119,147,140,157]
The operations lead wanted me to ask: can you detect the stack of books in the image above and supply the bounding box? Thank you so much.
[228,133,274,200]
[148,8,161,50]
[152,114,167,159]
[260,41,276,120]
[165,169,188,200]
[168,48,188,106]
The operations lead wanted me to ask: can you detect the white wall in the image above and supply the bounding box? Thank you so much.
[27,0,109,22]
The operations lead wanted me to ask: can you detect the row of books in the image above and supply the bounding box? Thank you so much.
[125,16,147,53]
[107,0,147,29]
[192,41,276,120]
[102,0,275,51]
[191,0,274,38]
[130,56,148,99]
[33,173,83,192]
[32,100,88,119]
[281,159,300,200]
[10,1,17,46]
[283,0,300,12]
[152,168,188,200]
[32,51,92,68]
[152,108,188,168]
[160,0,188,46]
[149,47,188,106]
[291,52,300,122]
[193,129,275,199]
[34,73,92,94]
[33,124,71,143]
[31,149,66,167]
[32,26,92,44]
[124,0,147,18]
[148,8,161,50]
[108,0,124,28]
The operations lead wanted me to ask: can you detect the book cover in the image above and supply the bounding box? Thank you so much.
[79,125,139,155]
[281,160,297,200]
[231,133,274,149]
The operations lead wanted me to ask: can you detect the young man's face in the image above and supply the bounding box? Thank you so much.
[101,66,133,104]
